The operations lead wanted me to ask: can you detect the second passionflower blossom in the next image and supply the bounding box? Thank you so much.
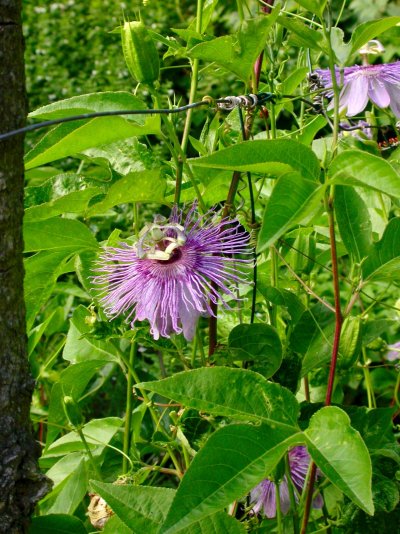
[314,61,400,118]
[93,204,251,340]
[250,446,323,518]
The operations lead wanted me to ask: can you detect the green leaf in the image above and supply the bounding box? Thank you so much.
[362,218,400,281]
[25,92,160,169]
[29,91,150,121]
[290,307,337,376]
[349,17,400,59]
[30,514,88,534]
[24,173,103,222]
[188,15,279,81]
[187,512,246,534]
[40,458,88,515]
[87,170,165,215]
[46,360,110,447]
[44,417,122,456]
[335,186,372,263]
[256,284,305,323]
[90,482,175,534]
[191,140,321,180]
[277,15,325,51]
[345,406,397,451]
[63,306,120,364]
[329,151,400,198]
[159,424,301,533]
[228,323,282,377]
[257,172,324,253]
[83,137,155,175]
[294,0,327,16]
[305,406,374,515]
[24,217,97,252]
[138,367,299,428]
[24,250,75,329]
[102,515,132,534]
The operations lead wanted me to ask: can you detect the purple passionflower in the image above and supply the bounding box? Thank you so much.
[93,204,250,340]
[250,446,323,518]
[314,62,400,117]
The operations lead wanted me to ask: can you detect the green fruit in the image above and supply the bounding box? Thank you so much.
[338,316,362,369]
[121,20,160,85]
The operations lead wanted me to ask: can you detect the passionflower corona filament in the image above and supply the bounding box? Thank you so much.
[93,204,251,340]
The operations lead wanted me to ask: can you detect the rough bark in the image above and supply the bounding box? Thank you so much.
[0,2,52,532]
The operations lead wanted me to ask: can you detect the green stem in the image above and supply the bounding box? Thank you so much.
[123,341,137,474]
[153,92,206,211]
[275,481,284,534]
[117,346,183,477]
[175,0,203,205]
[362,347,376,409]
[76,426,102,481]
[285,454,300,534]
[299,462,317,534]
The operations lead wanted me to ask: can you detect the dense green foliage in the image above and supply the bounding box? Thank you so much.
[22,1,400,533]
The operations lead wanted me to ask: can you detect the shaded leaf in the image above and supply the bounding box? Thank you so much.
[228,323,282,378]
[363,218,400,281]
[30,514,88,534]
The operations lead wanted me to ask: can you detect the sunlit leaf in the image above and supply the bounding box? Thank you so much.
[138,367,299,428]
[305,406,374,515]
[159,424,301,533]
[329,151,400,198]
[335,185,373,262]
[191,140,321,179]
[258,172,324,253]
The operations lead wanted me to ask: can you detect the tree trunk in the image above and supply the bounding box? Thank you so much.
[0,2,51,532]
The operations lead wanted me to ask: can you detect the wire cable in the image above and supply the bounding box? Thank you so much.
[0,92,276,142]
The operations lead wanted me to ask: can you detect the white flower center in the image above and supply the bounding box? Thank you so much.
[135,221,187,261]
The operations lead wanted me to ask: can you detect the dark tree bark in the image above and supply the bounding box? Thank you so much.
[0,2,51,532]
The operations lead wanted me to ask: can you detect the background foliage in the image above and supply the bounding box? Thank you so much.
[23,1,400,533]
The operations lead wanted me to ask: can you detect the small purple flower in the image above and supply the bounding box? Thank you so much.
[93,204,250,340]
[385,341,400,362]
[315,62,400,117]
[250,446,323,518]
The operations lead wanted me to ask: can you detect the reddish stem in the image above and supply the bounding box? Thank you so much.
[325,198,342,406]
[300,462,318,534]
[301,196,343,532]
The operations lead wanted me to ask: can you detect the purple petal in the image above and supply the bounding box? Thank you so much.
[341,75,369,116]
[368,77,390,109]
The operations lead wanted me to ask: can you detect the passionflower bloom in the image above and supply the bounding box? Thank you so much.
[250,446,323,518]
[314,62,400,117]
[93,204,250,340]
